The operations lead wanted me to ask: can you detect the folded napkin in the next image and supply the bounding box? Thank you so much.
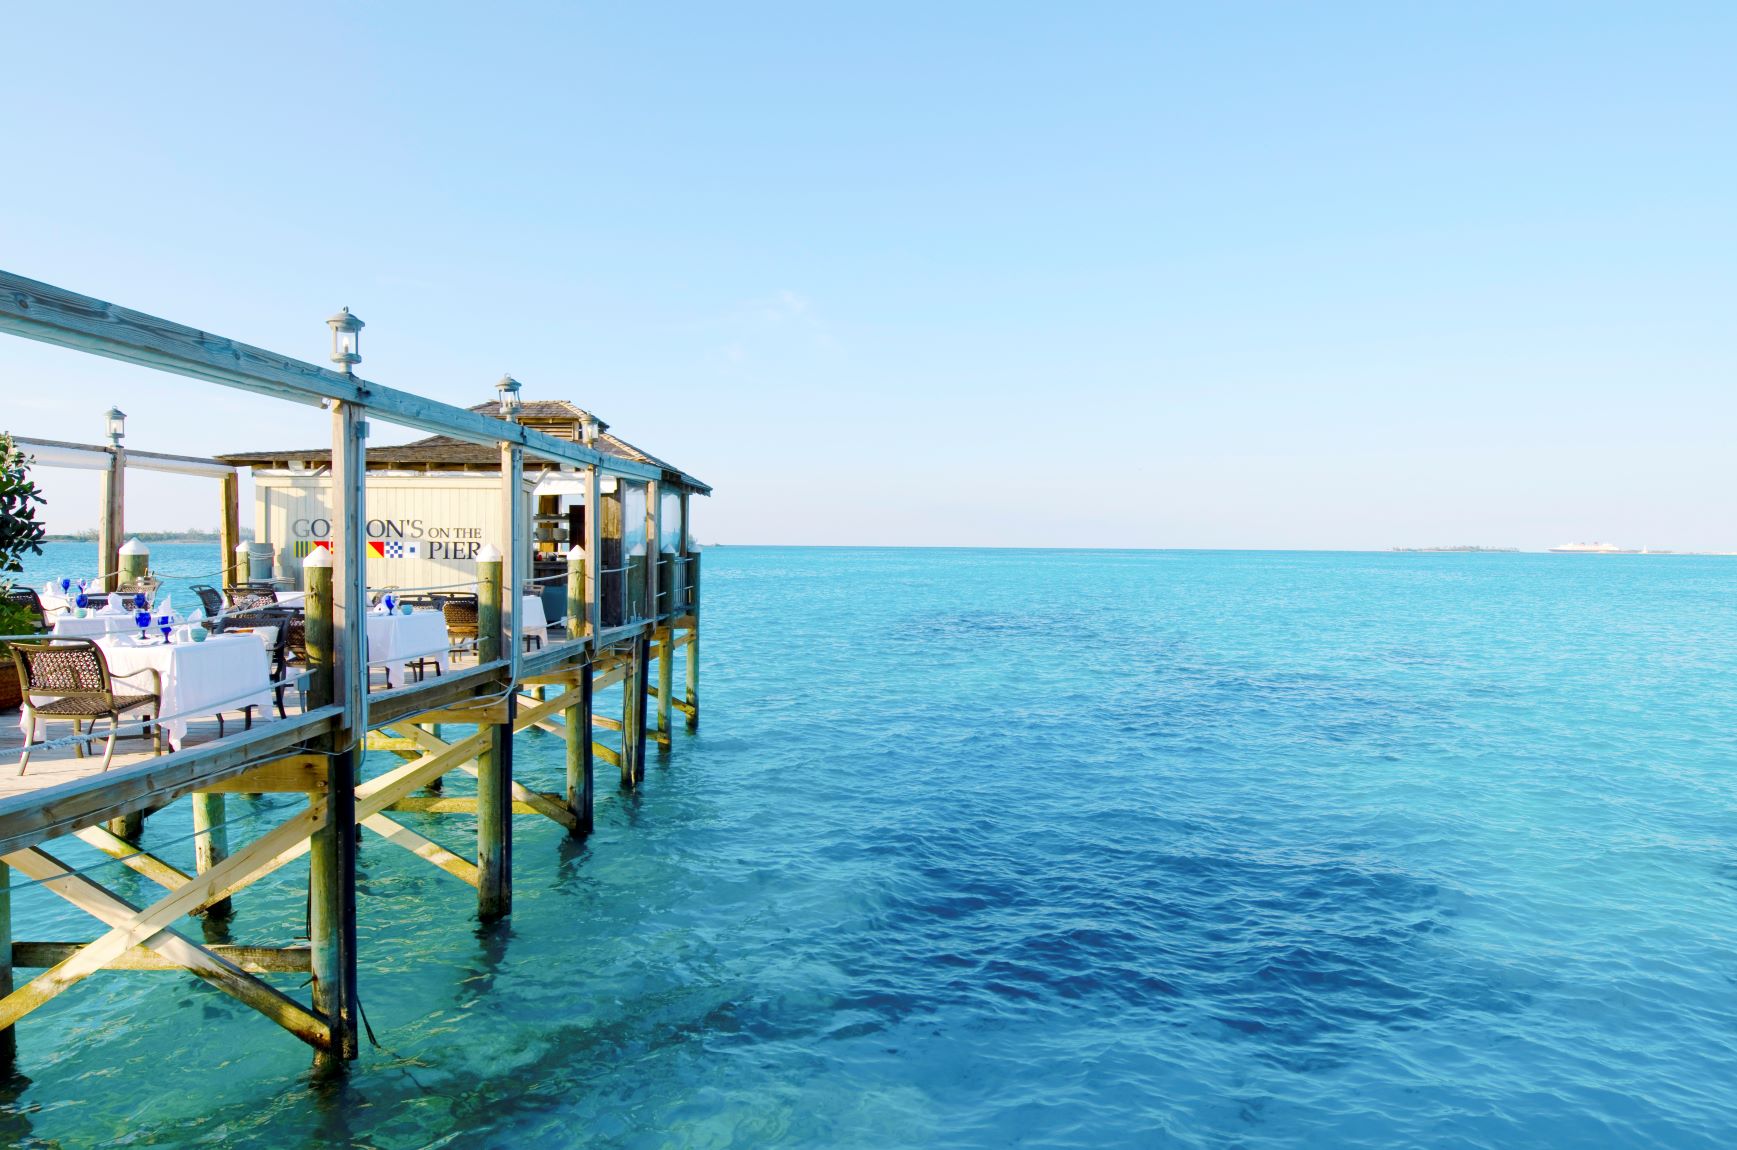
[371,604,389,615]
[98,598,124,615]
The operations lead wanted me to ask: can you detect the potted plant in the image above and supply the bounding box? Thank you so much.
[0,434,48,710]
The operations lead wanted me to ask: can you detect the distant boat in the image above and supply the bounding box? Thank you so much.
[1548,541,1645,554]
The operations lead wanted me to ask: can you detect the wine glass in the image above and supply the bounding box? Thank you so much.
[59,576,72,595]
[383,593,397,615]
[132,591,149,612]
[134,608,152,641]
[158,613,174,643]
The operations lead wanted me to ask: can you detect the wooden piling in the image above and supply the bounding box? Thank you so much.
[655,627,673,753]
[219,470,241,588]
[686,551,701,731]
[565,546,593,835]
[192,792,232,918]
[97,444,124,592]
[303,545,358,1065]
[476,549,511,920]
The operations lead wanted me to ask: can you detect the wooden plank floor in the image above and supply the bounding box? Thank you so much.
[0,627,587,802]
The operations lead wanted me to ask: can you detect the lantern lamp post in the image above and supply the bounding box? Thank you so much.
[327,307,364,373]
[496,374,523,421]
[105,407,127,447]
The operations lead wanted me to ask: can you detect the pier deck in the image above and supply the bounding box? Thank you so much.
[0,269,705,1074]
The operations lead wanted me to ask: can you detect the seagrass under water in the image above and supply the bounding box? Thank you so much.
[6,543,1737,1148]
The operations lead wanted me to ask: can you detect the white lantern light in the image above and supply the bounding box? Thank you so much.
[105,407,127,447]
[327,307,364,372]
[496,374,523,421]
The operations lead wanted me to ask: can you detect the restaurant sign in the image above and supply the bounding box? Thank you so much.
[291,517,487,560]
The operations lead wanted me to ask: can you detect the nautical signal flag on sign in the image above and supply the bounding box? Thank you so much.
[293,540,332,557]
[370,541,420,559]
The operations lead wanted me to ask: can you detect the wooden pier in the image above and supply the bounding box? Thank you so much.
[0,270,706,1071]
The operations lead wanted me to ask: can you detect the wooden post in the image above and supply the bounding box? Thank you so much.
[97,445,124,592]
[219,469,241,587]
[685,550,700,731]
[584,467,601,641]
[620,633,651,787]
[565,669,593,836]
[633,632,651,778]
[0,860,13,1071]
[655,624,673,753]
[476,547,511,920]
[501,444,524,675]
[646,479,661,622]
[330,402,368,743]
[302,547,357,1064]
[192,792,232,918]
[562,544,593,833]
[117,538,149,593]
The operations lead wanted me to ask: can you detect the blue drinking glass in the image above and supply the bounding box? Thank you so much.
[59,577,72,594]
[133,592,149,611]
[135,609,152,640]
[75,593,89,610]
[158,614,173,643]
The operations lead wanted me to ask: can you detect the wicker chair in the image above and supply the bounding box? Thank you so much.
[443,598,479,657]
[224,586,278,613]
[189,583,226,620]
[9,639,161,774]
[5,587,47,631]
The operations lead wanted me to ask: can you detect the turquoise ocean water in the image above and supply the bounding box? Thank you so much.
[5,543,1737,1148]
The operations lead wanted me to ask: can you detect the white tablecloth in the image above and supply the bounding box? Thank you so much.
[521,596,549,647]
[98,633,275,750]
[367,610,450,687]
[15,633,275,752]
[53,611,180,639]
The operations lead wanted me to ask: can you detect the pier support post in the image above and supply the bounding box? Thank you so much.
[0,860,13,1072]
[621,634,650,787]
[105,811,145,842]
[192,792,232,918]
[655,627,673,753]
[685,551,700,731]
[476,548,512,920]
[303,546,358,1065]
[565,546,593,836]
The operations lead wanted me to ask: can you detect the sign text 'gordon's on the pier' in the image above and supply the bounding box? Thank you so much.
[291,518,488,560]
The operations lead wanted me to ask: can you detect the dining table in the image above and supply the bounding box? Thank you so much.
[52,610,175,639]
[366,609,450,688]
[11,632,276,752]
[521,595,550,648]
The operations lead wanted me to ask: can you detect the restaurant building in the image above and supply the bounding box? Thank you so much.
[218,398,709,624]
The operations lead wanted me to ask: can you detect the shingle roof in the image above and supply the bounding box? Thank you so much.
[215,398,706,493]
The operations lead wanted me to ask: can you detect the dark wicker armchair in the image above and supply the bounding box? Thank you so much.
[224,586,278,613]
[189,583,226,620]
[9,639,161,773]
[443,598,479,657]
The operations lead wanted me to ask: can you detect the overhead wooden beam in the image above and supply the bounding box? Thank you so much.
[0,270,677,481]
[12,436,234,479]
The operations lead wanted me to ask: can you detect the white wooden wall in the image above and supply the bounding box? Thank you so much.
[255,472,537,591]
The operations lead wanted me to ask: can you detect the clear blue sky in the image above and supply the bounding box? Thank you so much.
[2,3,1733,549]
